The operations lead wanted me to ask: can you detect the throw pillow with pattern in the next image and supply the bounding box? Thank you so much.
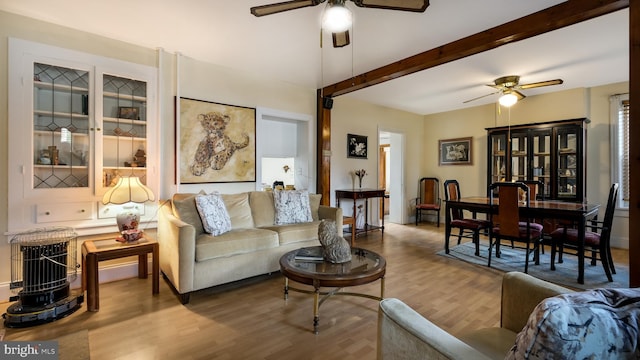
[273,190,313,225]
[195,193,232,236]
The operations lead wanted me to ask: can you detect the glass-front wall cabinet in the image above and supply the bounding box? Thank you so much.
[9,38,157,233]
[486,119,586,202]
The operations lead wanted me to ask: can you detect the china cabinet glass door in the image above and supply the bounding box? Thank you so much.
[509,131,528,182]
[490,132,507,184]
[99,74,148,191]
[532,128,552,199]
[557,127,579,200]
[33,63,91,189]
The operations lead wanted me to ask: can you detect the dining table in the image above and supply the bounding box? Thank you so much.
[444,196,600,284]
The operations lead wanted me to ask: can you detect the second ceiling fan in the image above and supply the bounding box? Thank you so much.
[250,0,430,47]
[464,75,564,106]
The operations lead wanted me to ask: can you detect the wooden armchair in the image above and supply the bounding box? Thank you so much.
[415,177,441,226]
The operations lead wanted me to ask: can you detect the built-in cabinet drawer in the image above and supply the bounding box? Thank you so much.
[37,202,94,223]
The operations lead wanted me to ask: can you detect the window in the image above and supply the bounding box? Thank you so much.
[611,93,629,209]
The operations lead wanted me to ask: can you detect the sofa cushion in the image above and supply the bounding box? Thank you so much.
[262,221,321,245]
[172,191,205,235]
[195,228,279,261]
[273,190,313,225]
[505,288,640,360]
[458,327,517,360]
[195,193,232,236]
[309,193,321,221]
[221,192,254,229]
[250,191,276,227]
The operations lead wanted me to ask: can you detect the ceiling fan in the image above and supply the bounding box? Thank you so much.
[464,75,564,106]
[250,0,430,47]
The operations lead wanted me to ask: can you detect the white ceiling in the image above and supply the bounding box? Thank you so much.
[1,0,629,115]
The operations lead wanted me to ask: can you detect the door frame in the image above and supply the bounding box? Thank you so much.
[378,128,406,224]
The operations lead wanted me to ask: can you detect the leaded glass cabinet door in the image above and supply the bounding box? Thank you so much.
[99,74,148,192]
[33,63,91,189]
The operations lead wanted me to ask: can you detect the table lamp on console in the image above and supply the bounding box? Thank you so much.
[102,175,155,242]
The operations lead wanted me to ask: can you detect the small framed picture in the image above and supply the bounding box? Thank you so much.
[439,137,473,165]
[118,107,139,120]
[347,134,367,159]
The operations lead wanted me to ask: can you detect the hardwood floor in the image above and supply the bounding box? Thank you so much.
[0,223,629,360]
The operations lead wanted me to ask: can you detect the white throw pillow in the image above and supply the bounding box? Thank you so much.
[273,190,313,225]
[195,193,232,236]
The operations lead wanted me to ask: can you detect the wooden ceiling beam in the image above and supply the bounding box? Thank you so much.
[322,0,629,98]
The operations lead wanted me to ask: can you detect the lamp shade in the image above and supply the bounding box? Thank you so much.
[102,176,155,205]
[499,92,518,107]
[322,3,352,32]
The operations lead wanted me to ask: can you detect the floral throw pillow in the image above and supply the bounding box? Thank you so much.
[505,288,640,360]
[195,193,232,236]
[273,190,313,225]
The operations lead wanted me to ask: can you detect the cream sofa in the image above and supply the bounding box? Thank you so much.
[158,191,342,304]
[377,272,571,360]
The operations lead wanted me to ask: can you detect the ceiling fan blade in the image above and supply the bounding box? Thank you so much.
[332,30,350,48]
[250,0,324,17]
[512,90,526,100]
[463,91,500,104]
[519,79,563,89]
[351,0,429,12]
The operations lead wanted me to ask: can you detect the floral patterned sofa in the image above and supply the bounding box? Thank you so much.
[158,190,342,304]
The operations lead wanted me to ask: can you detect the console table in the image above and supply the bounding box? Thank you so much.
[335,188,385,237]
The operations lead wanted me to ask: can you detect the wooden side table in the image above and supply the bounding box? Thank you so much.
[81,237,159,312]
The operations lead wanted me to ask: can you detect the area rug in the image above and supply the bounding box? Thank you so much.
[438,241,629,290]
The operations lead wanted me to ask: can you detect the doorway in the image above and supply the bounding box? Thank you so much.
[379,130,405,224]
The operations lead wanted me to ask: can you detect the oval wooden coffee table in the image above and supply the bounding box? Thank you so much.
[279,246,386,334]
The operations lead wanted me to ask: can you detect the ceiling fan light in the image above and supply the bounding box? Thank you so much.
[499,92,518,107]
[322,4,352,32]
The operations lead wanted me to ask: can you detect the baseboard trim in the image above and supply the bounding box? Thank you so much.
[0,260,149,305]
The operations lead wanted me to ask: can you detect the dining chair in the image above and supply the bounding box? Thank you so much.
[521,180,546,251]
[415,177,441,226]
[488,182,544,273]
[443,179,490,256]
[549,183,619,282]
[522,180,545,201]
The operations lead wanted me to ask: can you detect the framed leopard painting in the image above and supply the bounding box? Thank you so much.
[178,97,256,183]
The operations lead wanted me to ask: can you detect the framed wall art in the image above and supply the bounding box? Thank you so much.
[439,137,472,165]
[347,133,367,159]
[179,97,256,183]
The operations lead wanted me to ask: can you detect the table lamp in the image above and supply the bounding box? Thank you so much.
[102,176,155,237]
